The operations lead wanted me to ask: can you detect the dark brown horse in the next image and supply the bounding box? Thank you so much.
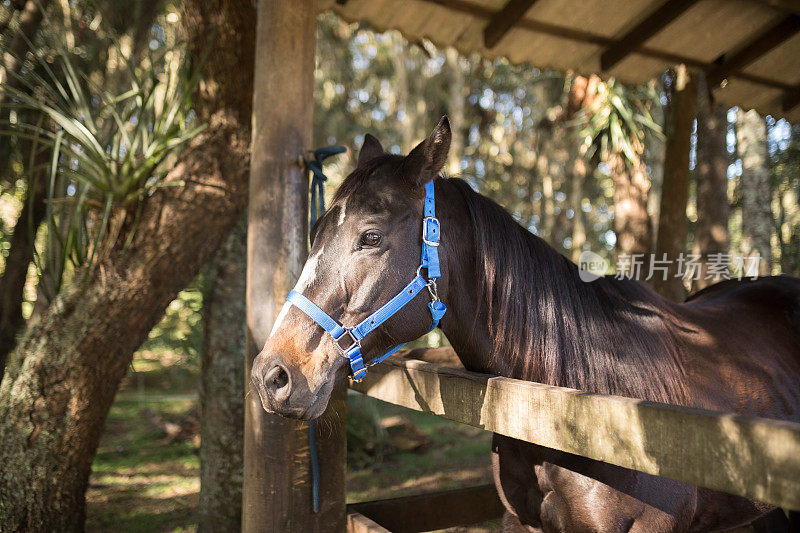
[252,117,800,532]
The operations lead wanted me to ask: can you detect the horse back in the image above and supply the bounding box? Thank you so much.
[679,275,800,421]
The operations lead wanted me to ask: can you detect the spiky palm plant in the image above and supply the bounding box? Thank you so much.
[576,77,663,166]
[1,34,205,298]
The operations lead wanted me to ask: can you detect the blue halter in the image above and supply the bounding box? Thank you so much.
[286,179,447,381]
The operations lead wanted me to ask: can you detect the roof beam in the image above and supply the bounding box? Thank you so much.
[483,0,540,49]
[600,0,700,71]
[421,0,795,94]
[751,0,800,16]
[707,15,800,87]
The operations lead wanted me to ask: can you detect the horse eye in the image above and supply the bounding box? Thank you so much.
[360,231,382,247]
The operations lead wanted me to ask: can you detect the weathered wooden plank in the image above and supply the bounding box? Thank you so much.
[348,484,504,532]
[349,357,800,511]
[346,512,390,533]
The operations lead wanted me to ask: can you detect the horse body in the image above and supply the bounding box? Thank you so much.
[436,178,800,532]
[252,118,800,533]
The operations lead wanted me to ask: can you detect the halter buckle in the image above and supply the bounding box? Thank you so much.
[334,329,359,355]
[422,217,440,247]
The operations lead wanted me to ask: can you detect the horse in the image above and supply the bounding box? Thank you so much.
[251,117,800,532]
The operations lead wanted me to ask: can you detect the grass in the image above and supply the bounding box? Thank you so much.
[87,393,200,533]
[347,394,493,503]
[86,345,496,531]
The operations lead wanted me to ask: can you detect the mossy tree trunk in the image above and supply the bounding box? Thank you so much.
[611,151,652,257]
[738,109,773,276]
[653,66,697,301]
[198,217,246,532]
[563,74,599,263]
[445,47,465,178]
[693,74,730,290]
[0,1,255,529]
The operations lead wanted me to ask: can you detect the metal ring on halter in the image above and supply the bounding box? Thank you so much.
[426,279,439,301]
[333,328,360,356]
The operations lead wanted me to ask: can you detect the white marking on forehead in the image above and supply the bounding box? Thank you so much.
[267,245,325,338]
[268,301,292,338]
[337,200,347,226]
[294,245,324,293]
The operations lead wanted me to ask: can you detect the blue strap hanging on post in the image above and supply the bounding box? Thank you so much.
[304,145,345,514]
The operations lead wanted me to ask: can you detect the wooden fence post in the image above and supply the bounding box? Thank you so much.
[243,1,346,531]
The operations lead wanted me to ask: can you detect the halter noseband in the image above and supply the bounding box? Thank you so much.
[286,180,447,381]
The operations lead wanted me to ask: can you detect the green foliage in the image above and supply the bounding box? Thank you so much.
[140,280,204,362]
[0,179,26,273]
[1,29,204,298]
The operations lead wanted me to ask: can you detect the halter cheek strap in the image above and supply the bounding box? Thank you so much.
[286,180,447,381]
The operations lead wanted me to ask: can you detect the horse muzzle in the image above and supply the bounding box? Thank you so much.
[251,351,341,420]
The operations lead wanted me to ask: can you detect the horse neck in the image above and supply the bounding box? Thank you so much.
[438,178,688,404]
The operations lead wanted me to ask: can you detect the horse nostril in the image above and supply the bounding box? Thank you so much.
[264,363,291,403]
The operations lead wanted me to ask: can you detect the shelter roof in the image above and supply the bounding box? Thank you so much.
[321,0,800,122]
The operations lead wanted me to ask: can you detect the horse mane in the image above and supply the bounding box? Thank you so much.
[448,178,690,404]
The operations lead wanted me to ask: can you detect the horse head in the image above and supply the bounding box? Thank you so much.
[251,117,454,419]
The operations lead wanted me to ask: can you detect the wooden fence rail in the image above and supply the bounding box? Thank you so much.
[349,357,800,511]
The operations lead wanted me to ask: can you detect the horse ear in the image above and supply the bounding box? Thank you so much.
[403,116,451,187]
[358,134,385,166]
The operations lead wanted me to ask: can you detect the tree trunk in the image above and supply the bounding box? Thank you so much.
[0,0,50,105]
[0,1,255,529]
[198,218,246,532]
[693,74,730,290]
[445,47,465,177]
[540,157,555,242]
[563,74,598,263]
[0,159,46,374]
[653,66,697,301]
[570,153,587,263]
[392,34,414,149]
[738,109,773,276]
[611,152,652,257]
[0,0,51,179]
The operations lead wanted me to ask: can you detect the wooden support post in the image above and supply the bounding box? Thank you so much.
[653,65,697,301]
[244,1,346,531]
